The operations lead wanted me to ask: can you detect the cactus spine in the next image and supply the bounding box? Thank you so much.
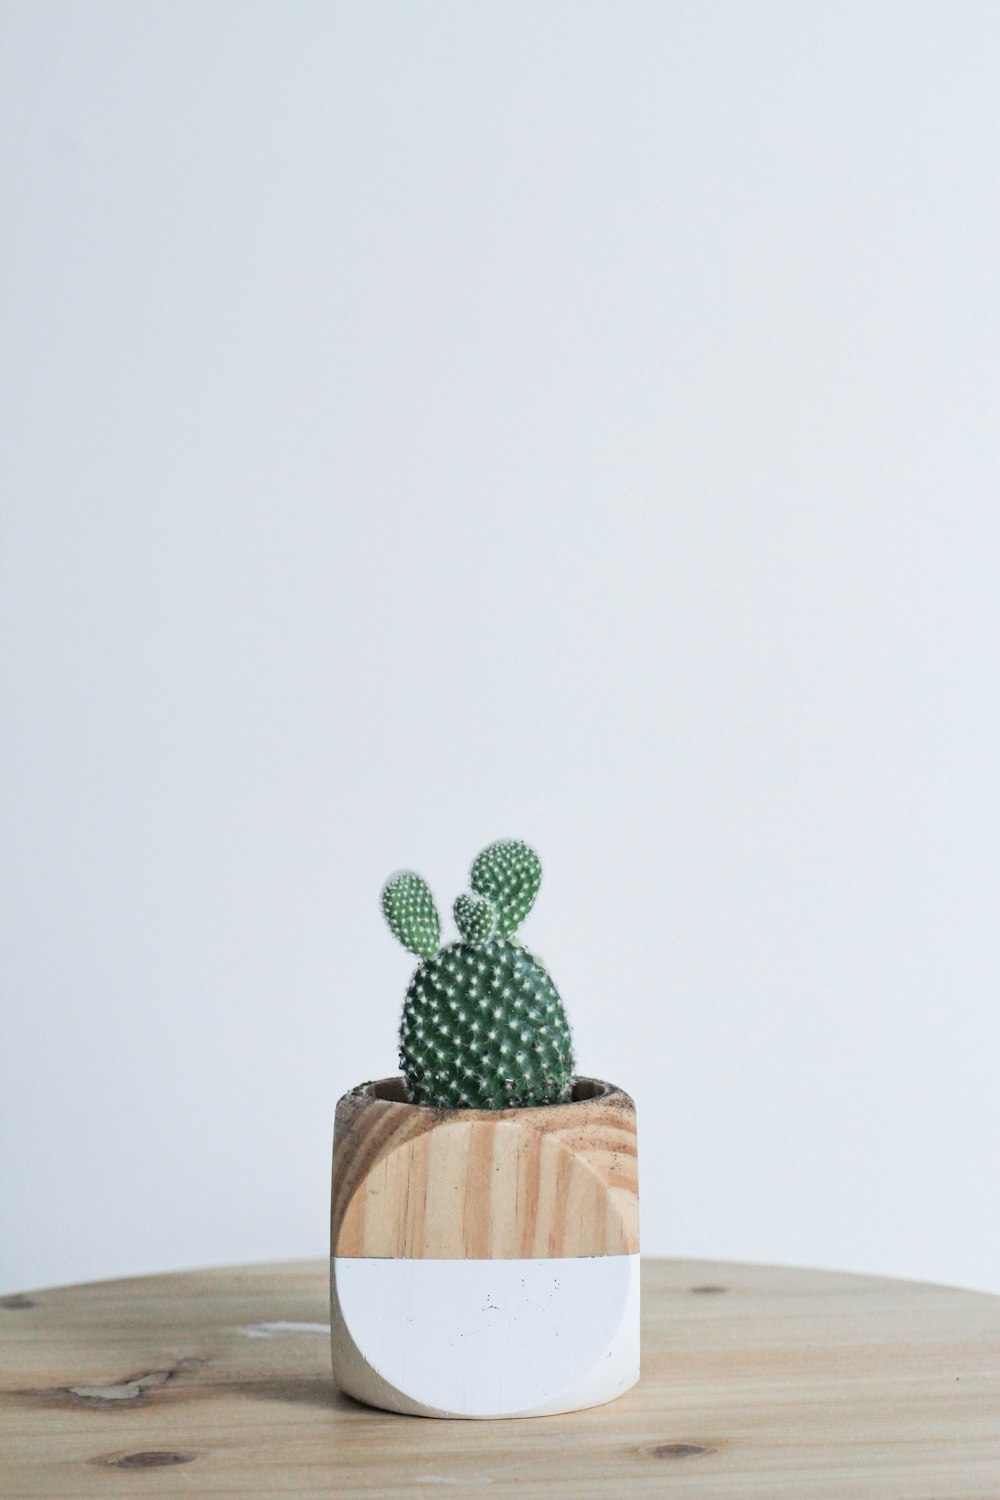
[381,840,574,1109]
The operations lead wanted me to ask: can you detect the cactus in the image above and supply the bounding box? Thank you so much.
[381,840,574,1109]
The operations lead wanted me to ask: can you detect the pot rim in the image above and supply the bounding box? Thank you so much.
[343,1074,629,1120]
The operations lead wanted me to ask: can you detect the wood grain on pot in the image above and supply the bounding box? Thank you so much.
[330,1076,639,1259]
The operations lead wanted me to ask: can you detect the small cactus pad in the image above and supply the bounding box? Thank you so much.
[399,940,573,1109]
[454,893,498,945]
[470,839,542,938]
[381,872,441,959]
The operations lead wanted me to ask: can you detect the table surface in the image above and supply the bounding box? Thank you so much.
[2,1258,999,1499]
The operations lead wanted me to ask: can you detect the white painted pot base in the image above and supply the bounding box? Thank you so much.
[330,1253,640,1419]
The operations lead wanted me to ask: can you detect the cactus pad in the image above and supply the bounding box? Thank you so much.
[399,940,573,1109]
[381,871,440,959]
[453,892,497,945]
[470,839,542,938]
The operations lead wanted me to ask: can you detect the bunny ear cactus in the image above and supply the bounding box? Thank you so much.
[381,840,574,1109]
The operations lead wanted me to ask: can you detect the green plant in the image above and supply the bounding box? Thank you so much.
[381,840,574,1109]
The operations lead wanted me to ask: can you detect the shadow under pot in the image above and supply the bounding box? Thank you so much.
[329,1075,639,1419]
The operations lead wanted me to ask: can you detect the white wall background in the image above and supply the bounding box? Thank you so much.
[2,0,999,1298]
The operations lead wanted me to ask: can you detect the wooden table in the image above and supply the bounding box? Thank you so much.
[2,1258,999,1498]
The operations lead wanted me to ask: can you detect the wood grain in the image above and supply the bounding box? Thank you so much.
[2,1258,1000,1498]
[331,1076,639,1259]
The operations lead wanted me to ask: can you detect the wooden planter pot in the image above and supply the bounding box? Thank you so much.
[330,1075,639,1419]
